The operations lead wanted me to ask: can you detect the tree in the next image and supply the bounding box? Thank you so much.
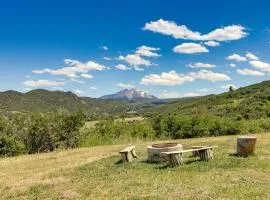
[229,86,234,93]
[228,86,234,99]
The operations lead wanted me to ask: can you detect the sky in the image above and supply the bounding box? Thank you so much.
[0,0,270,98]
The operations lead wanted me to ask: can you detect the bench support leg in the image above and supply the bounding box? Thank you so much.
[120,150,137,163]
[168,153,184,167]
[198,149,213,161]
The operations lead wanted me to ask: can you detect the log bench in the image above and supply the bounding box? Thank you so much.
[190,146,205,157]
[119,146,137,163]
[161,146,218,167]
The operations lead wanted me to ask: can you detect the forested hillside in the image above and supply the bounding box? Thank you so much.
[154,80,270,120]
[0,89,154,118]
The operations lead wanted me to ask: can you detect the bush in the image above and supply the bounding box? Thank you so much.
[0,134,25,157]
[80,119,155,147]
[0,111,86,156]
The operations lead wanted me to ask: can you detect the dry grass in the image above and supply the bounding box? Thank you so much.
[1,133,270,199]
[0,145,121,198]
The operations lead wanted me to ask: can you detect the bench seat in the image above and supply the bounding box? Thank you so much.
[161,146,218,167]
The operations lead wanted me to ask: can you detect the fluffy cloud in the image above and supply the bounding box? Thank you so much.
[140,71,194,86]
[81,73,93,79]
[140,70,230,86]
[226,54,247,62]
[118,45,160,71]
[190,70,231,82]
[249,60,270,72]
[135,45,161,57]
[173,43,209,54]
[187,62,216,68]
[90,86,98,90]
[246,52,259,61]
[23,80,65,87]
[115,64,131,70]
[103,57,112,61]
[119,54,152,67]
[100,46,108,50]
[229,63,237,68]
[236,68,265,76]
[204,41,220,47]
[117,83,135,89]
[143,19,247,41]
[33,59,107,79]
[134,66,144,71]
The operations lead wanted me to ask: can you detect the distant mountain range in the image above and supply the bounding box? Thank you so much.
[0,89,166,117]
[0,89,154,117]
[101,88,158,100]
[1,80,270,119]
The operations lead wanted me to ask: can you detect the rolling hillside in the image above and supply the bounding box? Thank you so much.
[0,89,153,117]
[155,80,270,120]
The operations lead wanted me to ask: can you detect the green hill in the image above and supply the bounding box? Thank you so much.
[155,80,270,120]
[0,89,153,118]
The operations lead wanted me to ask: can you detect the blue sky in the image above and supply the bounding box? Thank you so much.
[0,0,270,98]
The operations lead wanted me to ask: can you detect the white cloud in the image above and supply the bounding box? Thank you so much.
[221,84,237,90]
[236,68,265,76]
[140,70,230,86]
[189,70,231,82]
[229,63,237,68]
[117,83,135,89]
[249,60,270,72]
[201,25,247,41]
[33,59,107,79]
[173,43,209,54]
[246,52,259,61]
[187,62,216,68]
[104,57,112,61]
[90,86,98,90]
[134,66,144,71]
[23,80,65,87]
[140,71,194,86]
[226,54,247,62]
[204,41,220,47]
[115,64,131,71]
[81,73,93,79]
[100,46,108,50]
[118,46,160,71]
[143,19,247,41]
[119,54,152,67]
[135,45,161,57]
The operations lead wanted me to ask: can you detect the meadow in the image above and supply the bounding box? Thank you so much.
[1,133,269,199]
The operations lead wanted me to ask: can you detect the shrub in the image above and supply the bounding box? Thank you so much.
[0,134,25,157]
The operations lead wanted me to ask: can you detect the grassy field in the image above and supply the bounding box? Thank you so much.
[1,133,270,199]
[84,116,145,129]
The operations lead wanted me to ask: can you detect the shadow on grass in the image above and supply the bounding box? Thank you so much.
[228,152,255,158]
[115,159,123,165]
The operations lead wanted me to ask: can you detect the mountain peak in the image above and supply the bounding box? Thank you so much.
[101,88,158,100]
